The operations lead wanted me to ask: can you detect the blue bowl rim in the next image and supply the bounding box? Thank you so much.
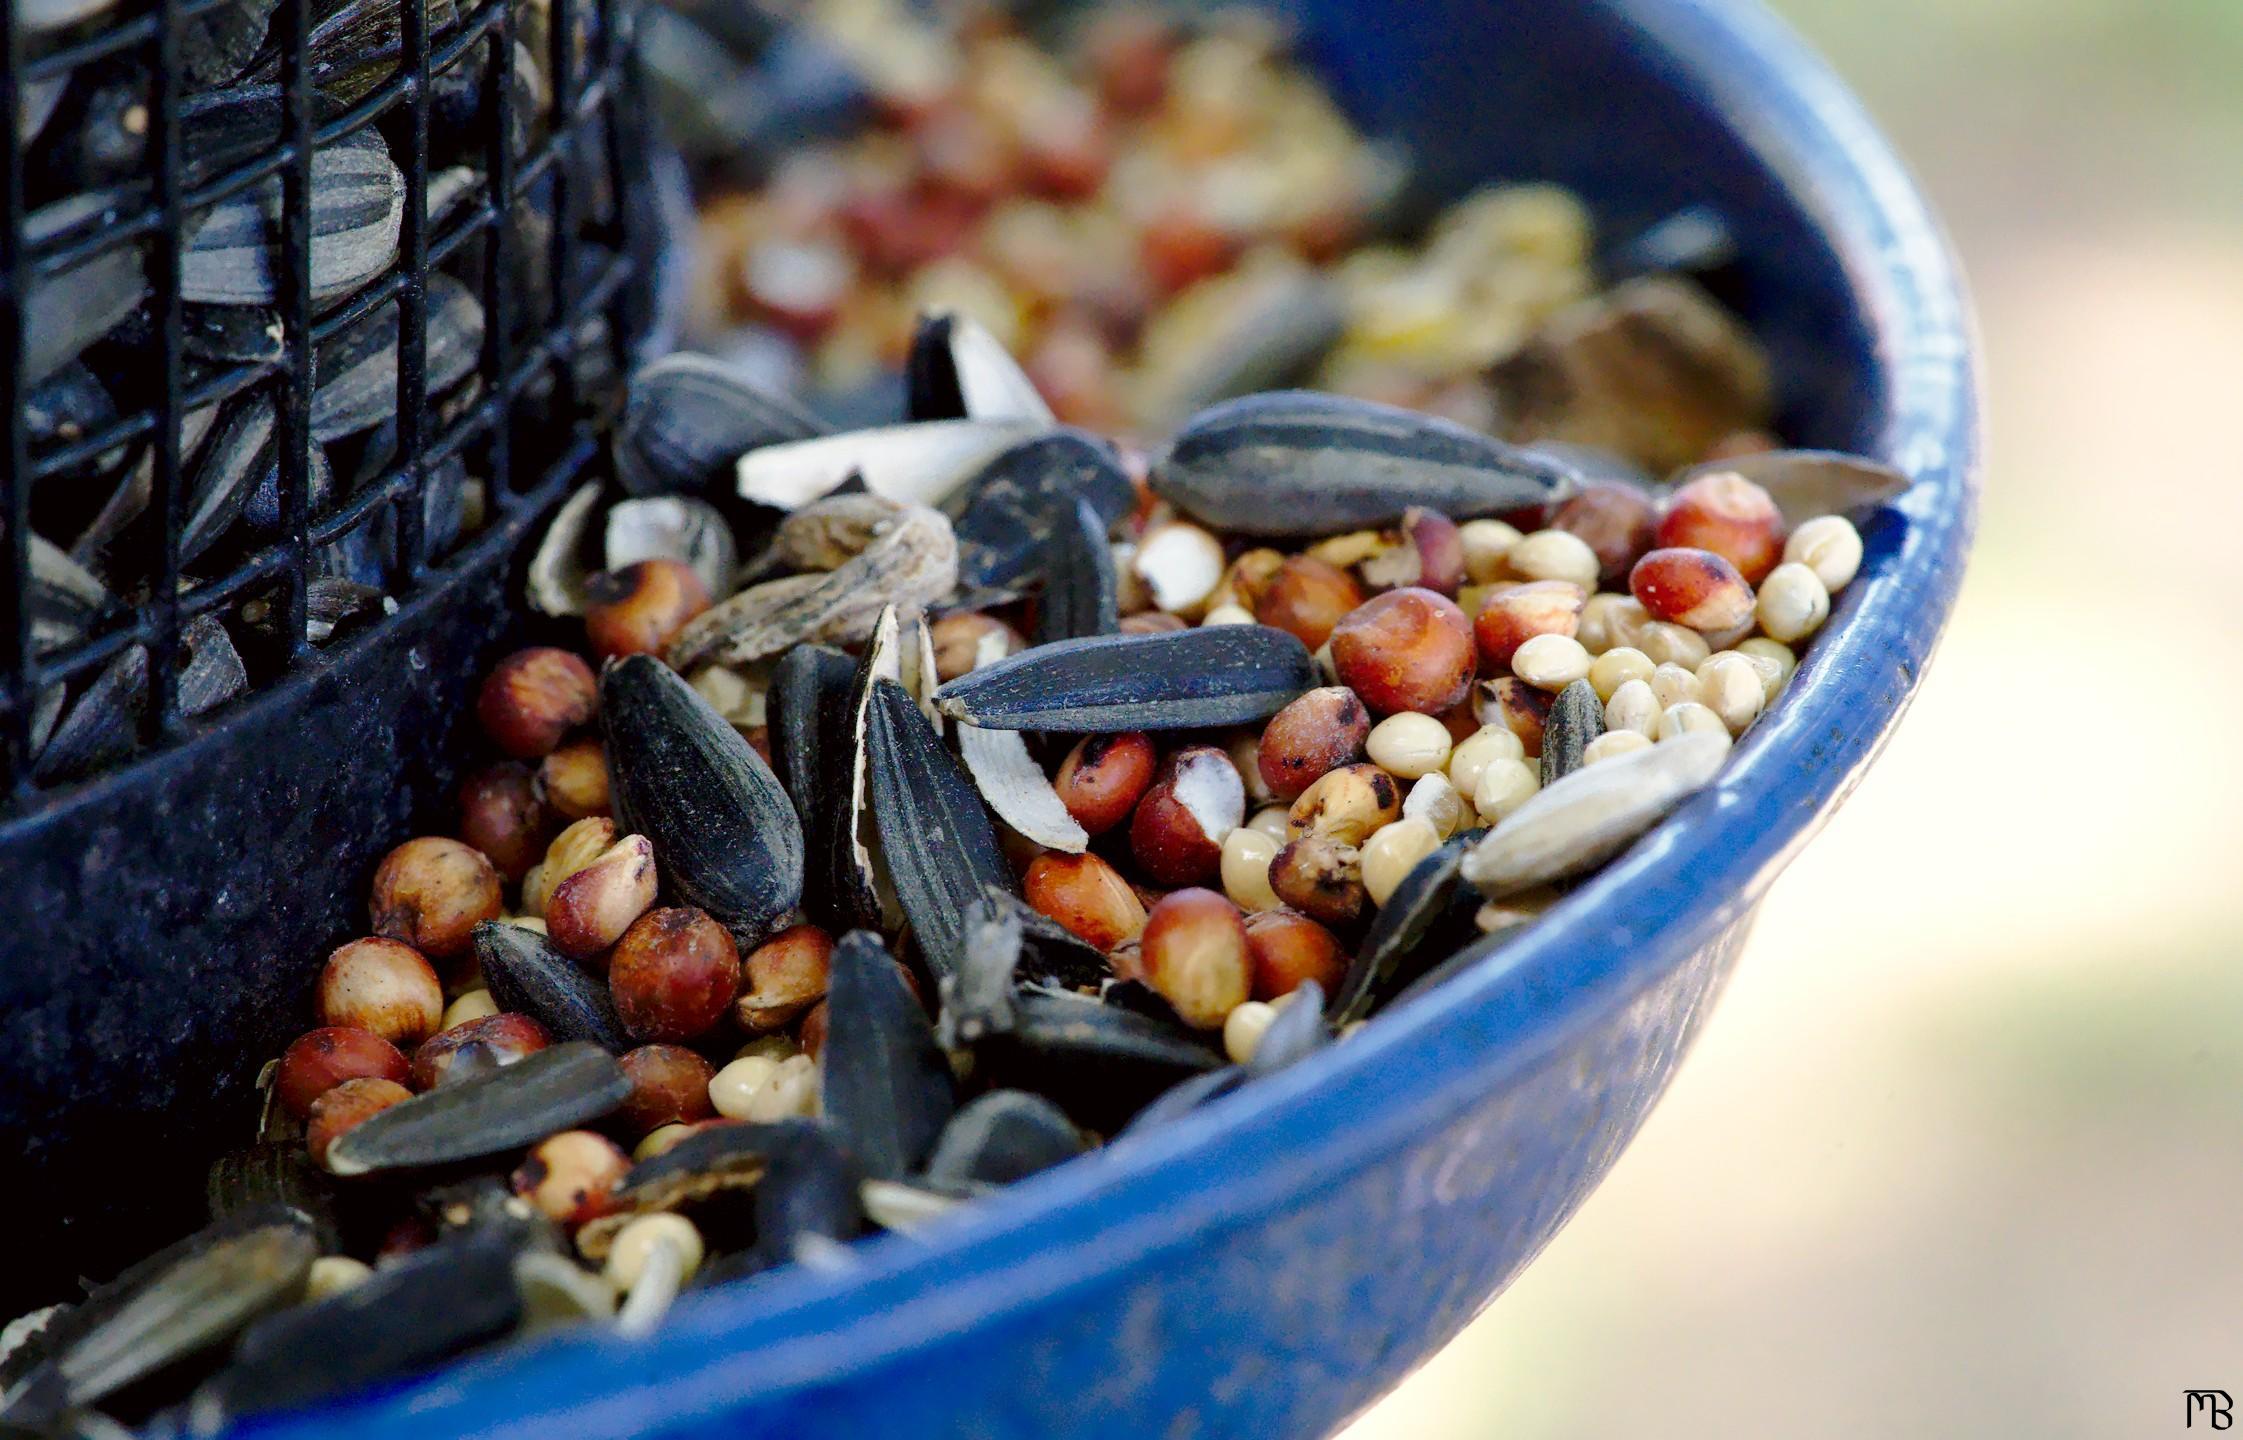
[242,0,1981,1432]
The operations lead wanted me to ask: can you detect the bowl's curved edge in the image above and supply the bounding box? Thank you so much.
[225,0,1980,1433]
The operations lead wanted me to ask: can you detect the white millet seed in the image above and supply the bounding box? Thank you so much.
[1248,806,1293,842]
[1446,725,1526,798]
[1401,772,1470,838]
[1658,702,1732,747]
[1648,662,1702,711]
[1365,712,1454,779]
[1637,620,1711,669]
[440,989,499,1029]
[708,1055,782,1120]
[1222,1001,1278,1066]
[1756,562,1831,642]
[1736,637,1797,697]
[605,1214,704,1290]
[743,1053,819,1122]
[1604,679,1660,737]
[1576,592,1631,655]
[1200,602,1257,626]
[1219,827,1283,912]
[1459,519,1524,583]
[304,1256,373,1302]
[1582,730,1654,765]
[1505,529,1599,589]
[1472,755,1541,824]
[1587,645,1653,701]
[1784,514,1863,592]
[1697,654,1767,735]
[1511,632,1591,690]
[1361,818,1442,906]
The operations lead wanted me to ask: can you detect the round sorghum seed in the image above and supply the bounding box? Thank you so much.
[1510,633,1591,690]
[1505,529,1599,589]
[1697,654,1767,734]
[304,1256,373,1301]
[1222,1001,1278,1066]
[1588,646,1653,701]
[1362,817,1442,906]
[1604,679,1660,737]
[1219,827,1283,912]
[1756,563,1831,642]
[1576,592,1631,654]
[1737,637,1797,696]
[605,1214,704,1290]
[1249,806,1293,842]
[707,1055,782,1120]
[1472,756,1540,824]
[1658,702,1731,745]
[1648,662,1702,712]
[1583,730,1654,765]
[1446,725,1526,799]
[1459,519,1523,584]
[1365,712,1454,779]
[1783,514,1863,592]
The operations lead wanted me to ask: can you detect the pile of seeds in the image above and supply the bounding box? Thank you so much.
[656,0,1599,434]
[14,0,630,788]
[0,287,1909,1427]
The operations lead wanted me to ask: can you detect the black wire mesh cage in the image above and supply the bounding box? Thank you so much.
[3,0,664,800]
[0,0,672,1296]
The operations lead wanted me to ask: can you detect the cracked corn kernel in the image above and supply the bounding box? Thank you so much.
[1459,519,1523,583]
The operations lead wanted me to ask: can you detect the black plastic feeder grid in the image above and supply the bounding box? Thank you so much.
[0,0,661,1304]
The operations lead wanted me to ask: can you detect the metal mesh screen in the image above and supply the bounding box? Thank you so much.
[1,0,656,802]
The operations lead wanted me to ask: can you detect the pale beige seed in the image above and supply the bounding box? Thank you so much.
[1582,730,1654,765]
[1230,734,1274,804]
[744,1053,820,1121]
[605,1214,704,1290]
[1756,562,1831,642]
[1472,755,1540,824]
[634,1123,697,1161]
[1447,725,1526,798]
[1248,806,1293,843]
[1784,514,1863,592]
[1459,519,1523,583]
[1219,827,1283,912]
[304,1255,373,1302]
[1648,662,1702,711]
[1657,702,1731,746]
[1576,592,1631,655]
[440,989,499,1030]
[1587,645,1653,701]
[1366,712,1454,779]
[708,1055,782,1120]
[1362,817,1442,906]
[1401,772,1470,839]
[1698,654,1766,734]
[1200,603,1257,626]
[1604,679,1660,737]
[1736,637,1797,697]
[1505,529,1599,589]
[733,1034,798,1064]
[1638,620,1711,668]
[1222,1001,1278,1066]
[1510,632,1591,690]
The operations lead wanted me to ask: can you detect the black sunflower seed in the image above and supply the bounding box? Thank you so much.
[947,428,1134,594]
[25,195,147,386]
[471,921,630,1051]
[923,1090,1084,1188]
[1332,833,1485,1025]
[934,626,1316,733]
[1152,390,1576,538]
[749,1121,863,1264]
[822,930,956,1182]
[181,126,402,307]
[865,679,1014,984]
[1540,679,1604,788]
[0,1207,316,1430]
[766,643,858,929]
[603,653,806,949]
[977,988,1223,1133]
[182,0,282,85]
[1115,1064,1248,1137]
[308,272,484,441]
[321,1043,629,1177]
[1032,495,1117,646]
[35,617,246,784]
[616,353,828,499]
[188,1225,523,1431]
[976,889,1112,992]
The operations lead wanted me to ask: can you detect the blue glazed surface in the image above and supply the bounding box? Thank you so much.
[226,0,1979,1434]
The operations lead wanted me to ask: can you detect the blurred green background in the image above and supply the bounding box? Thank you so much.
[1346,0,2243,1434]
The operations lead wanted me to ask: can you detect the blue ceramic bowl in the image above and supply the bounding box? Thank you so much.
[235,0,1978,1434]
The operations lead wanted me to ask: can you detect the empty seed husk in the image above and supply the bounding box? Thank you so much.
[905,311,1057,426]
[957,722,1088,854]
[1461,731,1730,897]
[736,419,1042,512]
